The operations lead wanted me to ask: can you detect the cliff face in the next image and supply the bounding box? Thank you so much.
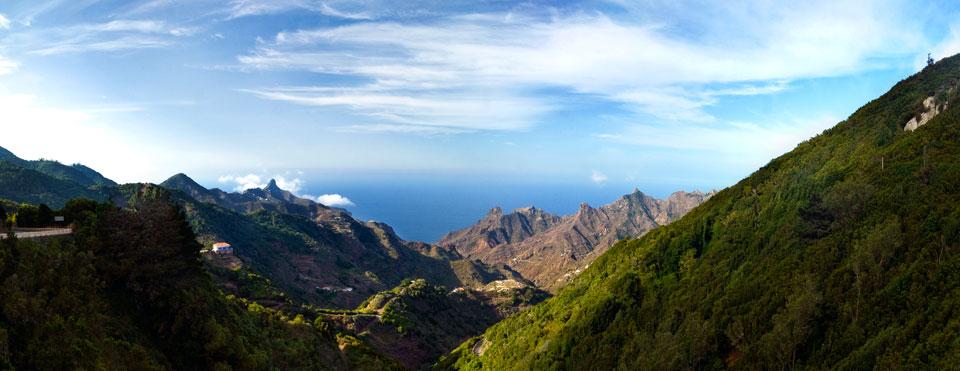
[440,189,714,290]
[439,206,563,256]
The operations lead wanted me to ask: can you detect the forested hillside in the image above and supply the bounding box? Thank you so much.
[443,55,960,369]
[0,195,398,370]
[0,161,112,208]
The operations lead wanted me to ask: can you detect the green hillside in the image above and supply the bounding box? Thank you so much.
[0,146,116,188]
[0,161,111,208]
[0,195,398,370]
[442,56,960,369]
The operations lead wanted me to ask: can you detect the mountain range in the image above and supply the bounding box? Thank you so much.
[441,52,960,370]
[440,190,713,290]
[0,143,711,368]
[7,51,957,369]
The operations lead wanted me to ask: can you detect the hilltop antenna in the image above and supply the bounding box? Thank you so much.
[928,53,935,67]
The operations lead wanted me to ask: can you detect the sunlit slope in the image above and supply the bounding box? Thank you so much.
[443,55,960,369]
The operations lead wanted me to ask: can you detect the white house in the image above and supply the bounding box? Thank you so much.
[212,242,233,254]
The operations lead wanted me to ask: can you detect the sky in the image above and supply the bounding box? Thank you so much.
[2,1,960,222]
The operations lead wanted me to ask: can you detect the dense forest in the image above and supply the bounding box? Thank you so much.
[0,195,399,370]
[442,54,960,369]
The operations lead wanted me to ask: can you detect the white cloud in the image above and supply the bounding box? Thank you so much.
[218,174,265,191]
[0,55,17,75]
[241,88,549,131]
[594,115,838,170]
[32,36,173,55]
[0,13,10,29]
[316,193,355,207]
[238,2,922,132]
[274,176,304,194]
[225,0,392,20]
[218,173,305,194]
[928,23,960,69]
[24,19,198,55]
[335,123,470,135]
[591,170,608,185]
[85,20,198,36]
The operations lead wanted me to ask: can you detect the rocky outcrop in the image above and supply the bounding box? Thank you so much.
[439,205,563,255]
[905,96,947,131]
[442,189,715,291]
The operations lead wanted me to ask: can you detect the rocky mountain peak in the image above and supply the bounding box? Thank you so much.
[486,206,504,218]
[514,206,540,214]
[264,178,281,192]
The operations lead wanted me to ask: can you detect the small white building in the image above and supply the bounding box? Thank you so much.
[212,242,233,254]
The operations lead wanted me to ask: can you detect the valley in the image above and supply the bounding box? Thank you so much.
[3,2,960,367]
[1,145,688,368]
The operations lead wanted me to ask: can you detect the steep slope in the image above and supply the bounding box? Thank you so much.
[439,206,563,254]
[0,145,116,187]
[0,161,112,207]
[443,189,712,290]
[321,279,547,370]
[0,194,397,370]
[158,174,525,309]
[443,55,960,369]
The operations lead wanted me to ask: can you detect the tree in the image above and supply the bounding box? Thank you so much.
[14,205,39,228]
[61,199,100,225]
[0,205,6,231]
[37,204,53,227]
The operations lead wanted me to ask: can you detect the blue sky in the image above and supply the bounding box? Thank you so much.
[1,0,960,206]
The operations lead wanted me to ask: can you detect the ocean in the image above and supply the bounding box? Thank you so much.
[299,177,704,243]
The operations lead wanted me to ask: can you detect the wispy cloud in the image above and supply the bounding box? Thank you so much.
[0,55,17,75]
[32,36,172,55]
[226,0,371,20]
[593,115,838,166]
[83,20,199,36]
[0,13,11,29]
[238,1,921,133]
[335,123,470,135]
[23,19,198,55]
[241,87,550,131]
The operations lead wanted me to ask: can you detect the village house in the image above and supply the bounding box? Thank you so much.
[211,242,233,254]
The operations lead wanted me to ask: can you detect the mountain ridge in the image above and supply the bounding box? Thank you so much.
[442,53,960,370]
[440,188,714,290]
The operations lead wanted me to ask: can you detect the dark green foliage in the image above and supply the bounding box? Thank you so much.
[345,279,504,369]
[13,204,38,228]
[0,146,116,187]
[0,197,397,370]
[37,204,52,226]
[444,55,960,370]
[0,161,111,208]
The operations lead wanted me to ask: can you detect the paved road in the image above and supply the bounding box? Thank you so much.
[0,228,73,239]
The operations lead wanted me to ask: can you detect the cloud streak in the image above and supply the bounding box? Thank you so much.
[226,0,371,20]
[22,19,198,55]
[238,1,922,133]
